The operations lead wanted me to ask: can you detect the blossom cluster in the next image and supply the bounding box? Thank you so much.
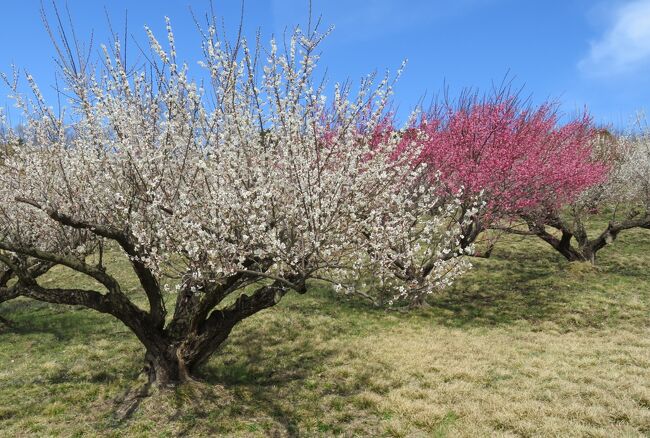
[0,22,468,303]
[409,95,608,225]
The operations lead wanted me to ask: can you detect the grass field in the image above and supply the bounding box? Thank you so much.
[1,227,650,437]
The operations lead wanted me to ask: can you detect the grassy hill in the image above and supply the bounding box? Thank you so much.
[1,228,649,436]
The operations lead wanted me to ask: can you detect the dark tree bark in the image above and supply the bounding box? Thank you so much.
[0,201,310,387]
[517,210,650,264]
[139,280,296,385]
[0,268,301,386]
[0,260,54,328]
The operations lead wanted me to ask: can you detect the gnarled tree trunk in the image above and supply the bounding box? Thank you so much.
[520,211,650,265]
[0,225,305,388]
[135,280,296,386]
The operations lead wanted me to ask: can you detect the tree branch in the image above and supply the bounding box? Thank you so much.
[15,197,124,240]
[15,197,166,326]
[590,211,650,253]
[0,241,119,291]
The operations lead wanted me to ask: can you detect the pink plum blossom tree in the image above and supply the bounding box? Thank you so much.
[524,125,650,263]
[402,92,610,260]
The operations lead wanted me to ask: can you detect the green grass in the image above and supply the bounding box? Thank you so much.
[1,227,650,436]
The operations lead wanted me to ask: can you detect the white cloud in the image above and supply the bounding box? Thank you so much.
[580,0,650,76]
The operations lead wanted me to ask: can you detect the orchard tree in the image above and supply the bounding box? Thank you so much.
[404,91,608,258]
[0,13,467,384]
[524,125,650,263]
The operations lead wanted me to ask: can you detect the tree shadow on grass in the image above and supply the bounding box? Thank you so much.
[99,316,346,437]
[599,255,650,278]
[2,235,649,436]
[195,322,340,437]
[314,254,573,330]
[431,259,568,327]
[0,299,126,341]
[419,239,649,329]
[321,239,650,330]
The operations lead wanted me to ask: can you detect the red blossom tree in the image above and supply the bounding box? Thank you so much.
[402,92,610,257]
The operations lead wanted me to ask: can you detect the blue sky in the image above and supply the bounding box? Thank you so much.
[1,0,650,129]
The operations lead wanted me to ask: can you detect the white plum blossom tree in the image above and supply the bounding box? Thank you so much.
[0,13,467,384]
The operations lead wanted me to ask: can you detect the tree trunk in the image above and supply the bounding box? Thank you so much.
[578,246,596,265]
[534,228,586,262]
[557,243,588,262]
[144,348,192,386]
[520,216,590,263]
[529,211,650,265]
[3,257,294,387]
[142,320,237,385]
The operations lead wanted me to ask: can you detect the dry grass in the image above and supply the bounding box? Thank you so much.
[1,226,650,436]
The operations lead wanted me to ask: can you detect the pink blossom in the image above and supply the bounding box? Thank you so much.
[409,94,609,224]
